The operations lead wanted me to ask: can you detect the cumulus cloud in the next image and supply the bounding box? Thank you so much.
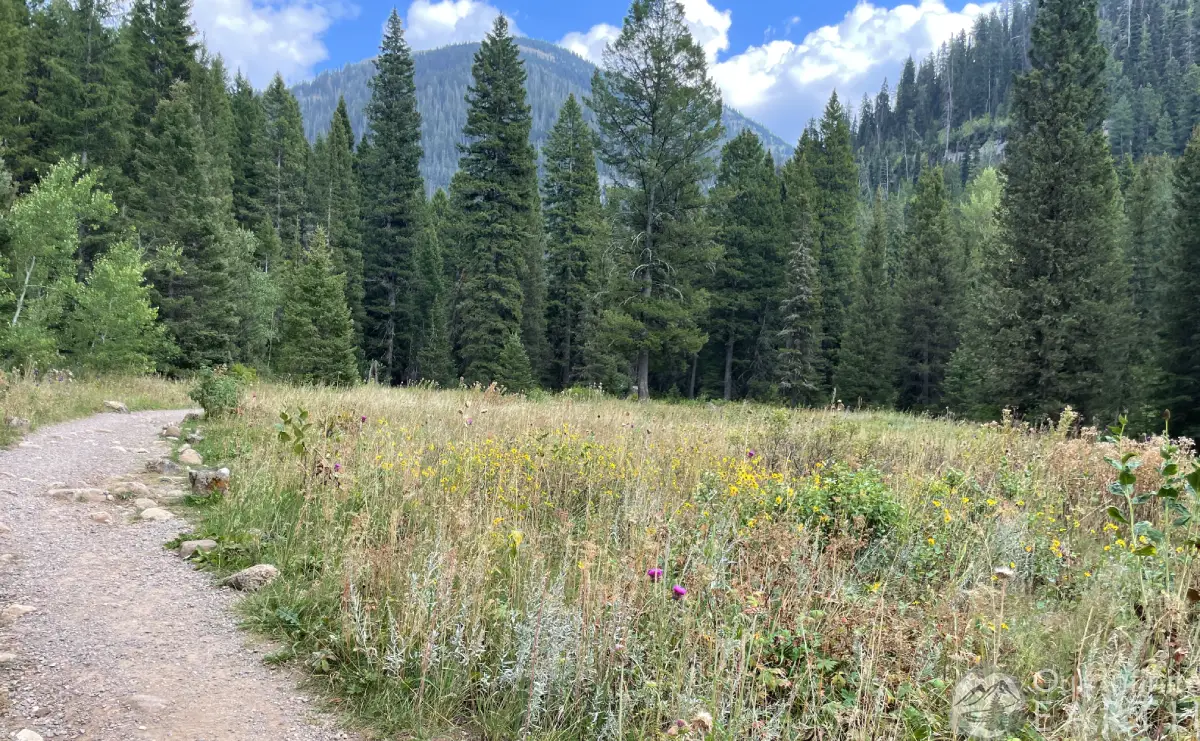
[191,0,353,87]
[559,23,620,63]
[405,0,521,51]
[560,0,997,142]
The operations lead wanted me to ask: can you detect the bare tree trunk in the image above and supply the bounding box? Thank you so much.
[688,353,697,400]
[723,336,734,401]
[11,256,35,327]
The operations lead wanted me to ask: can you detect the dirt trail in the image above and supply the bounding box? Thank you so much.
[0,410,359,741]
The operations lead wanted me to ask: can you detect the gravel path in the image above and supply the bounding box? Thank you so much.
[0,410,360,741]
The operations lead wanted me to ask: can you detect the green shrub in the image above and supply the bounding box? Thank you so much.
[798,464,903,537]
[189,366,243,418]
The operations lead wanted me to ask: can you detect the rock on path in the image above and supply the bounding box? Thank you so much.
[0,410,358,741]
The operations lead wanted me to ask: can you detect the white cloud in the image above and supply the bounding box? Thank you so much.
[190,0,353,87]
[405,0,521,51]
[559,23,620,63]
[560,0,997,142]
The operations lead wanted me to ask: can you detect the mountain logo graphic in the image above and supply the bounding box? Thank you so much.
[950,667,1025,739]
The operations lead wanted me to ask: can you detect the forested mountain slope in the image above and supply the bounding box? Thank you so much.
[291,38,792,193]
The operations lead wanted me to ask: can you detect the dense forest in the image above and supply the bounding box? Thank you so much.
[289,37,793,193]
[2,0,1200,435]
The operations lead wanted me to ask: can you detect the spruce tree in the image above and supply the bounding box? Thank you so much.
[706,130,783,400]
[361,10,425,384]
[836,191,898,407]
[229,73,271,234]
[275,227,357,385]
[0,0,31,181]
[262,74,308,251]
[776,210,823,406]
[495,330,534,393]
[813,92,859,387]
[1160,127,1200,436]
[415,297,455,387]
[542,94,603,389]
[896,167,960,411]
[590,0,723,400]
[975,0,1130,421]
[453,16,539,387]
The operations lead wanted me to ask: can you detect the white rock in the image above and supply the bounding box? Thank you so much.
[162,425,182,439]
[178,448,203,466]
[103,400,129,414]
[222,564,280,592]
[0,652,17,664]
[16,729,43,741]
[88,512,113,525]
[1,604,35,620]
[128,694,168,713]
[157,490,187,504]
[48,488,108,503]
[133,498,158,511]
[139,508,173,522]
[178,539,218,559]
[0,523,10,534]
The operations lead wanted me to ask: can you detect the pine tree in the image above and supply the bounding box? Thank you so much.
[813,92,860,386]
[836,190,898,407]
[1160,127,1200,435]
[1126,155,1175,327]
[132,82,239,368]
[361,10,425,384]
[275,227,357,385]
[229,73,271,234]
[0,0,32,181]
[495,330,534,392]
[542,94,602,389]
[453,16,539,387]
[706,130,783,400]
[590,0,723,400]
[415,297,455,386]
[776,212,823,406]
[262,74,308,250]
[973,0,1130,421]
[122,0,196,136]
[896,167,960,411]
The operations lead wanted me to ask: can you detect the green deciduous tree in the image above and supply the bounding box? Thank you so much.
[542,93,603,389]
[275,227,357,385]
[453,16,539,387]
[590,0,723,400]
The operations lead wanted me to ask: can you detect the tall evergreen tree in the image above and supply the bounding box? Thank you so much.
[776,208,823,406]
[836,191,898,407]
[896,167,960,411]
[262,74,308,251]
[813,92,860,386]
[453,15,539,387]
[361,11,426,384]
[0,0,31,181]
[1160,127,1200,436]
[968,0,1130,421]
[542,94,603,389]
[275,227,357,385]
[229,73,270,234]
[590,0,723,400]
[705,130,783,400]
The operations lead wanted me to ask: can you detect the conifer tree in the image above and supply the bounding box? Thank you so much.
[453,16,539,387]
[971,0,1130,421]
[813,92,860,386]
[590,0,723,400]
[361,10,425,383]
[132,82,239,368]
[776,211,823,406]
[275,227,357,385]
[1126,155,1175,327]
[122,0,196,135]
[262,74,308,250]
[229,73,271,234]
[1160,127,1200,435]
[706,130,783,400]
[836,191,898,407]
[896,167,960,411]
[495,330,534,392]
[415,297,455,387]
[0,0,31,181]
[542,94,603,389]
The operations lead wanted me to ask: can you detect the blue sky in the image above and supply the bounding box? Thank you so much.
[190,0,997,141]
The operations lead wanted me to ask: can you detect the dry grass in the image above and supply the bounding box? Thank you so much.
[186,383,1200,740]
[0,370,190,446]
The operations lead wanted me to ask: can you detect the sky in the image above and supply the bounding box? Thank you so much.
[190,0,998,142]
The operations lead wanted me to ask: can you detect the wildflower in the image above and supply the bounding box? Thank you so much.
[465,417,474,426]
[927,537,936,546]
[647,568,664,582]
[672,585,688,600]
[360,415,367,423]
[1116,539,1127,549]
[747,449,757,460]
[333,462,341,472]
[986,498,998,507]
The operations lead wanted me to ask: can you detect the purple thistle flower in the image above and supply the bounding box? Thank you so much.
[360,415,367,423]
[334,463,341,472]
[646,568,664,582]
[672,585,688,600]
[747,449,757,460]
[465,417,474,426]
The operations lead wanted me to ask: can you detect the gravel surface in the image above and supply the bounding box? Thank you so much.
[0,410,360,741]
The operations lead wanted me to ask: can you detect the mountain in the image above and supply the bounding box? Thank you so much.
[291,37,793,194]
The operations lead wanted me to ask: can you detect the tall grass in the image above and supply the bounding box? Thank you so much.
[189,384,1200,740]
[0,370,191,445]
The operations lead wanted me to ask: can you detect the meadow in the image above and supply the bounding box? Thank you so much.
[175,383,1200,740]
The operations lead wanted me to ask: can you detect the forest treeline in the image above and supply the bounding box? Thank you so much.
[2,0,1200,434]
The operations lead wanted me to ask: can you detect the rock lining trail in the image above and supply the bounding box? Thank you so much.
[0,410,359,741]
